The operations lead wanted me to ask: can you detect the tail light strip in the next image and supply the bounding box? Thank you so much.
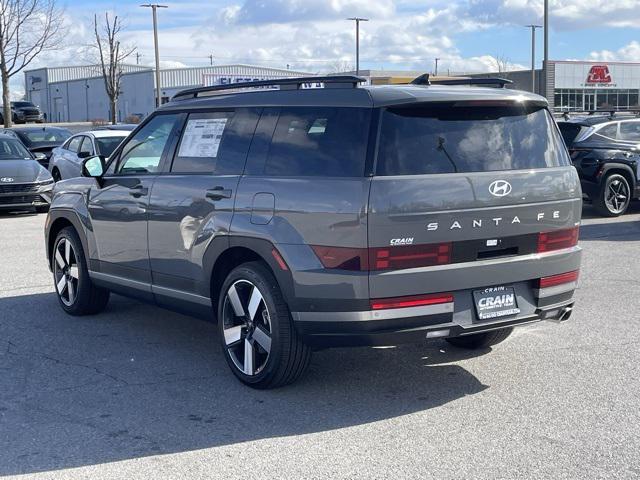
[537,227,580,253]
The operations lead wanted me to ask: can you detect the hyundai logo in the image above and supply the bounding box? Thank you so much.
[488,180,512,197]
[0,177,14,183]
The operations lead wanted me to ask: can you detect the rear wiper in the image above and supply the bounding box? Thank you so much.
[437,136,458,173]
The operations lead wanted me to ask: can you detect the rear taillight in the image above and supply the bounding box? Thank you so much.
[369,243,451,270]
[538,270,580,289]
[537,227,579,253]
[311,242,452,272]
[371,292,454,310]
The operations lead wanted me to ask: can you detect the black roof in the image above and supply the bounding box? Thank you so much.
[161,84,546,112]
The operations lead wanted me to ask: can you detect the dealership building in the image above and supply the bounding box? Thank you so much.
[468,60,640,112]
[23,64,311,123]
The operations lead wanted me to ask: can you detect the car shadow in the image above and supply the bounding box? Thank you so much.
[580,204,640,242]
[0,292,489,476]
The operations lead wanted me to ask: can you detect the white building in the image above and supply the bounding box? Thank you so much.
[24,64,312,123]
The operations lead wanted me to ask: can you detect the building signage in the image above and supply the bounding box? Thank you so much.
[553,62,640,89]
[585,65,613,86]
[202,74,322,89]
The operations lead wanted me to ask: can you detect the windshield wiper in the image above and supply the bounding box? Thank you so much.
[437,136,458,173]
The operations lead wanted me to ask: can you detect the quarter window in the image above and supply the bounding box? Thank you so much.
[66,136,82,153]
[79,137,94,156]
[260,107,371,177]
[596,123,618,140]
[116,114,180,174]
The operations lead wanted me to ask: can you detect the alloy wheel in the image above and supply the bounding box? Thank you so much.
[53,237,79,306]
[605,178,630,214]
[221,279,272,376]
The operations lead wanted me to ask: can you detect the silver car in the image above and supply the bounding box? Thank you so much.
[49,130,130,181]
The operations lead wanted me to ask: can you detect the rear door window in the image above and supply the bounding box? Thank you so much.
[171,108,259,174]
[619,122,640,142]
[259,107,371,177]
[376,104,571,175]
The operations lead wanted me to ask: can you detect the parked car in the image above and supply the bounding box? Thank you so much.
[94,124,138,131]
[0,101,45,124]
[45,75,582,388]
[558,116,640,216]
[3,126,72,169]
[0,132,54,213]
[48,130,130,181]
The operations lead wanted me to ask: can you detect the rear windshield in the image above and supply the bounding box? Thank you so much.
[21,129,71,144]
[377,104,570,176]
[557,122,585,147]
[96,137,125,157]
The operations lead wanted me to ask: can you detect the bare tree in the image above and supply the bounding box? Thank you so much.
[93,13,135,125]
[490,54,512,77]
[327,59,355,74]
[0,0,63,127]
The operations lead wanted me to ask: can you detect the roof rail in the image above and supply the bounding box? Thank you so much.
[409,74,513,88]
[172,75,366,100]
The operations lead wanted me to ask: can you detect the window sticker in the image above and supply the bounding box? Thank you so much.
[178,118,228,158]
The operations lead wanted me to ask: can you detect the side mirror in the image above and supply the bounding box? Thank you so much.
[77,151,92,159]
[82,155,105,178]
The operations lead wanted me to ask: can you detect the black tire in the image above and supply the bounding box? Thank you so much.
[217,261,311,389]
[52,168,61,182]
[446,327,513,349]
[594,173,631,217]
[52,226,110,315]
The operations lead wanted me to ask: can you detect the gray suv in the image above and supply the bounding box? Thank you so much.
[44,75,582,388]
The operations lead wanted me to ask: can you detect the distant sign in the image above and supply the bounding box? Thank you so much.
[202,74,323,89]
[586,65,613,84]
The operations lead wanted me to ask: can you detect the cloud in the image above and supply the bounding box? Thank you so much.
[588,41,640,62]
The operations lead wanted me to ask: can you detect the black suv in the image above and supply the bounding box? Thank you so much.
[558,115,640,216]
[45,76,582,388]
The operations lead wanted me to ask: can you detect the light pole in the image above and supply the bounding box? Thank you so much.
[141,4,167,108]
[347,17,368,76]
[434,58,441,76]
[543,0,549,98]
[525,25,542,93]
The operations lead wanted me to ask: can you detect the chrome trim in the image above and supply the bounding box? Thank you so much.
[292,302,454,322]
[152,284,211,306]
[534,281,578,298]
[88,271,152,292]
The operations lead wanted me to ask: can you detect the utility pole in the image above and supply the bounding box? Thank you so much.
[526,25,542,93]
[209,54,214,66]
[347,17,369,76]
[543,0,549,98]
[434,58,441,76]
[141,4,167,107]
[136,52,142,65]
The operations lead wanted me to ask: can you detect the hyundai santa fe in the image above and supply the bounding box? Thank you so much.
[44,75,582,388]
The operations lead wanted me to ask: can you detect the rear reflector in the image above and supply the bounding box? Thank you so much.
[538,270,580,289]
[537,227,579,253]
[310,242,452,272]
[371,293,454,310]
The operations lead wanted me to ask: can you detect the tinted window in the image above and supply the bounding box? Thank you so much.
[377,104,570,176]
[172,109,259,174]
[117,114,179,174]
[557,123,584,147]
[260,107,371,177]
[79,137,93,156]
[66,136,82,153]
[619,122,640,142]
[596,123,618,140]
[96,137,125,157]
[20,128,71,145]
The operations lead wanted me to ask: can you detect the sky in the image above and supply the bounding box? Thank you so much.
[11,0,640,97]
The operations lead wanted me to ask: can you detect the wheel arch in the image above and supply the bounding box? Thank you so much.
[46,210,88,271]
[205,237,295,312]
[600,163,636,191]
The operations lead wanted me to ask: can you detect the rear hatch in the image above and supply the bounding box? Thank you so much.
[368,101,581,299]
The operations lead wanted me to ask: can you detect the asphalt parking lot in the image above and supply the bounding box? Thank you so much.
[1,204,639,479]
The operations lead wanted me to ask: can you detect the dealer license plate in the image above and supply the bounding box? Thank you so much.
[473,286,520,321]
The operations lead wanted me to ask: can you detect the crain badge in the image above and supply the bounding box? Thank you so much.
[390,237,414,246]
[0,177,14,183]
[488,180,512,197]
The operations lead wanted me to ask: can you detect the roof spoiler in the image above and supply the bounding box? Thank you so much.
[410,74,513,88]
[172,75,366,100]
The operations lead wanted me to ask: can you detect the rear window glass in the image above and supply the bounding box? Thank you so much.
[557,123,584,147]
[96,137,125,157]
[377,104,570,176]
[262,107,371,177]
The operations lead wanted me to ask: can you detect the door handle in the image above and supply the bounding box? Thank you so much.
[128,184,149,197]
[206,186,233,201]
